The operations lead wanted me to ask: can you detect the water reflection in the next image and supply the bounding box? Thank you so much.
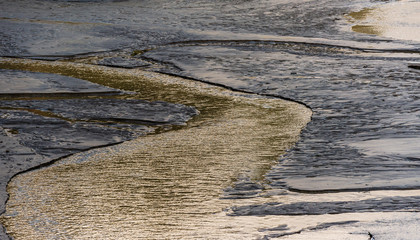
[347,1,420,42]
[0,58,311,239]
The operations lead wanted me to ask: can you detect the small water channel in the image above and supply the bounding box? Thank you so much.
[0,58,310,239]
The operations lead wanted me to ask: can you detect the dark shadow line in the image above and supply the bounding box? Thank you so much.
[153,70,314,111]
[288,185,420,194]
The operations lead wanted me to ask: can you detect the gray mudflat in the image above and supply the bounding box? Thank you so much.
[143,42,420,193]
[230,196,420,216]
[0,69,122,96]
[1,0,420,238]
[1,99,198,125]
[0,127,47,240]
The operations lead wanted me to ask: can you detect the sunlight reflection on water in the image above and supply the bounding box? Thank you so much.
[0,59,311,239]
[348,1,420,42]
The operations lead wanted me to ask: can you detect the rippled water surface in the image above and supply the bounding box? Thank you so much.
[0,0,420,239]
[0,59,310,239]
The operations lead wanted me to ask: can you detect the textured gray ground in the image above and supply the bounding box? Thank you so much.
[143,42,420,193]
[1,0,419,239]
[0,69,122,95]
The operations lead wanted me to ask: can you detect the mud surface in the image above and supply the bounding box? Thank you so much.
[230,196,420,216]
[0,69,122,96]
[0,59,310,240]
[143,41,420,192]
[1,0,420,239]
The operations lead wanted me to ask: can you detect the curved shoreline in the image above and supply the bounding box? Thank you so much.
[0,57,311,239]
[0,27,419,237]
[0,0,419,237]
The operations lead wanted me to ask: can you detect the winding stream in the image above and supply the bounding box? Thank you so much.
[0,0,419,239]
[0,58,310,239]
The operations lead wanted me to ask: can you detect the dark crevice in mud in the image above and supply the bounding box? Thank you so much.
[95,63,150,69]
[408,64,420,70]
[9,142,124,179]
[406,157,420,162]
[156,39,420,56]
[0,224,12,240]
[140,55,183,72]
[288,185,420,194]
[4,37,418,69]
[261,221,359,239]
[162,39,367,53]
[259,224,290,232]
[229,196,420,217]
[87,117,172,126]
[155,70,314,111]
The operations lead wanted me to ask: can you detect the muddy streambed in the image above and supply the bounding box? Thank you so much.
[0,58,310,239]
[0,0,420,239]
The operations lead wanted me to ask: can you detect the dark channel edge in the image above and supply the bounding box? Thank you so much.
[1,33,419,238]
[0,61,200,239]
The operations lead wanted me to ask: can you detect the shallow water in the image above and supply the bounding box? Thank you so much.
[347,0,420,42]
[1,0,420,239]
[0,60,310,239]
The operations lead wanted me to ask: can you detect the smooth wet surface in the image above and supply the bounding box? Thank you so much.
[0,59,310,239]
[347,0,420,42]
[0,69,122,96]
[142,40,420,193]
[1,0,420,239]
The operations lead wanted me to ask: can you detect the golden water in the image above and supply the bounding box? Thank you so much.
[0,58,311,239]
[347,1,420,42]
